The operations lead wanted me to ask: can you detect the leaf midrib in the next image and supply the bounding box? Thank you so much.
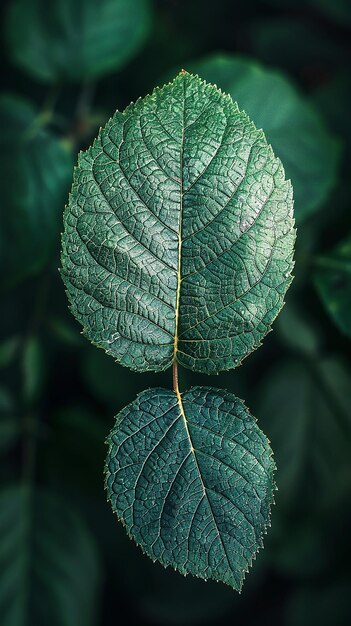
[173,77,185,363]
[175,389,235,581]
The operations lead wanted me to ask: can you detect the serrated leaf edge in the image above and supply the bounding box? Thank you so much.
[104,385,276,591]
[61,71,296,374]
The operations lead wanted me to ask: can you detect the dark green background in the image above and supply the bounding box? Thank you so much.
[1,0,350,624]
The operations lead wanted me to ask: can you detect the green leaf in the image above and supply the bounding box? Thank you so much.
[6,0,152,83]
[176,54,339,222]
[0,94,73,289]
[105,386,275,590]
[0,485,101,625]
[314,234,351,337]
[62,72,295,374]
[257,357,351,513]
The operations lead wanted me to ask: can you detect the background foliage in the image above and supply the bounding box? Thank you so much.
[0,0,350,624]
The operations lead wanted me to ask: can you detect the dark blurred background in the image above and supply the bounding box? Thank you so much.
[1,0,351,624]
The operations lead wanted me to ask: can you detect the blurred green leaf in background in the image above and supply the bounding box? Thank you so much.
[0,485,101,625]
[0,0,351,623]
[314,234,351,337]
[5,0,153,82]
[0,95,73,289]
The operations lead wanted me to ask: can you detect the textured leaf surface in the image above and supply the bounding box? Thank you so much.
[178,54,339,221]
[62,72,295,374]
[314,234,351,337]
[0,485,101,626]
[105,386,275,590]
[0,94,73,289]
[6,0,152,82]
